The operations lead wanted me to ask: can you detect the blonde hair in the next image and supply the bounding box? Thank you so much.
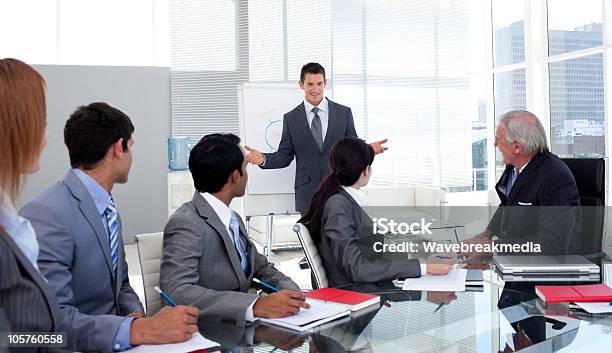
[0,58,46,203]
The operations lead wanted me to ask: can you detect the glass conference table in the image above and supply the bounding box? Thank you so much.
[196,270,612,353]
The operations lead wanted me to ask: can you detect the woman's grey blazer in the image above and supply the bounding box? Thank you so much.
[317,189,421,287]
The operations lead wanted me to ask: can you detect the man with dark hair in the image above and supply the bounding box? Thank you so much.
[160,133,309,326]
[245,62,388,213]
[20,102,199,353]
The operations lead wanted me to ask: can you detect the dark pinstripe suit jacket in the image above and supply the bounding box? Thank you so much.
[0,230,62,353]
[261,98,358,212]
[487,150,581,254]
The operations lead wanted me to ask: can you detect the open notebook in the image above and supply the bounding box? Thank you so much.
[257,298,351,331]
[123,333,219,353]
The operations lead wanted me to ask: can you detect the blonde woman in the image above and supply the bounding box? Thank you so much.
[0,58,59,352]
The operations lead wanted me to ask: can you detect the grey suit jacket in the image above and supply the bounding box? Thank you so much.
[19,171,143,353]
[317,189,421,287]
[261,98,358,212]
[0,231,63,353]
[160,193,299,326]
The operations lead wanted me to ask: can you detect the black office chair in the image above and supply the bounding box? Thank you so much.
[561,158,605,256]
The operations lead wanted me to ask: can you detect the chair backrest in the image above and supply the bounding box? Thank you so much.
[561,158,606,255]
[134,232,164,315]
[293,223,328,288]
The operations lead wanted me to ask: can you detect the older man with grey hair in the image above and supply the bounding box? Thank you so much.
[460,110,581,258]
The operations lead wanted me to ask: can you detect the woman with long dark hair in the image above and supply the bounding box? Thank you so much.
[299,137,452,287]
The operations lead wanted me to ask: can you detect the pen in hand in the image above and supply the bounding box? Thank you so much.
[155,286,177,307]
[253,278,280,292]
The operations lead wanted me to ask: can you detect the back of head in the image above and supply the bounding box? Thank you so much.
[300,62,326,81]
[189,133,244,193]
[499,110,549,156]
[300,137,374,240]
[0,58,46,203]
[64,102,134,170]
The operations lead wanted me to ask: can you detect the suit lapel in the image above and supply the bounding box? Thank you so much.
[322,98,340,152]
[506,153,546,205]
[496,165,513,205]
[0,231,60,330]
[192,193,247,285]
[64,172,115,281]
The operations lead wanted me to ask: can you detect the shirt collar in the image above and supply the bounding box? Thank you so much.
[341,185,368,207]
[71,168,112,215]
[0,193,41,272]
[304,96,328,114]
[0,193,23,236]
[515,160,530,175]
[201,192,232,229]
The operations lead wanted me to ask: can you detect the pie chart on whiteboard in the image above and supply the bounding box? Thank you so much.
[241,83,300,196]
[264,120,283,151]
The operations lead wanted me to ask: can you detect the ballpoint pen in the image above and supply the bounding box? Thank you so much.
[155,286,177,307]
[433,303,444,313]
[253,278,280,292]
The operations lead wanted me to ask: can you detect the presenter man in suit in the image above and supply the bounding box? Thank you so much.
[245,62,388,213]
[160,133,309,327]
[460,110,580,259]
[20,103,199,353]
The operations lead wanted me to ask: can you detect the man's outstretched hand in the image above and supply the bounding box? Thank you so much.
[370,139,389,154]
[245,146,265,165]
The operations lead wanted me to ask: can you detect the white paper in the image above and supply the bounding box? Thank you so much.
[575,302,612,314]
[264,299,349,326]
[124,333,219,353]
[258,299,351,331]
[402,269,468,292]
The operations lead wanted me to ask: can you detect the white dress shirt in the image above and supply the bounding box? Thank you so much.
[200,192,258,321]
[340,186,426,277]
[304,97,329,142]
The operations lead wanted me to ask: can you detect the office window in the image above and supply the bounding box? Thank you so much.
[171,0,237,71]
[286,0,332,81]
[492,0,525,66]
[0,0,169,66]
[547,0,603,56]
[332,0,490,191]
[549,54,604,157]
[494,69,526,177]
[170,0,246,138]
[248,0,284,81]
[0,0,57,64]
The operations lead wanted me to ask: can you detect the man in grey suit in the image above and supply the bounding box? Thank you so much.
[20,103,198,353]
[245,62,388,213]
[161,133,309,326]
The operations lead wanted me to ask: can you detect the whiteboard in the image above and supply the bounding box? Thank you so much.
[238,83,304,197]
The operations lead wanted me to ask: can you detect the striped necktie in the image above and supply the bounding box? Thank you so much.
[311,106,324,151]
[229,212,248,273]
[506,167,518,196]
[104,199,119,275]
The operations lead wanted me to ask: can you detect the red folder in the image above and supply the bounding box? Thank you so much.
[535,284,612,303]
[304,288,380,311]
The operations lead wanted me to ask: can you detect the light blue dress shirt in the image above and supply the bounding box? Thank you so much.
[0,195,41,272]
[71,169,135,351]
